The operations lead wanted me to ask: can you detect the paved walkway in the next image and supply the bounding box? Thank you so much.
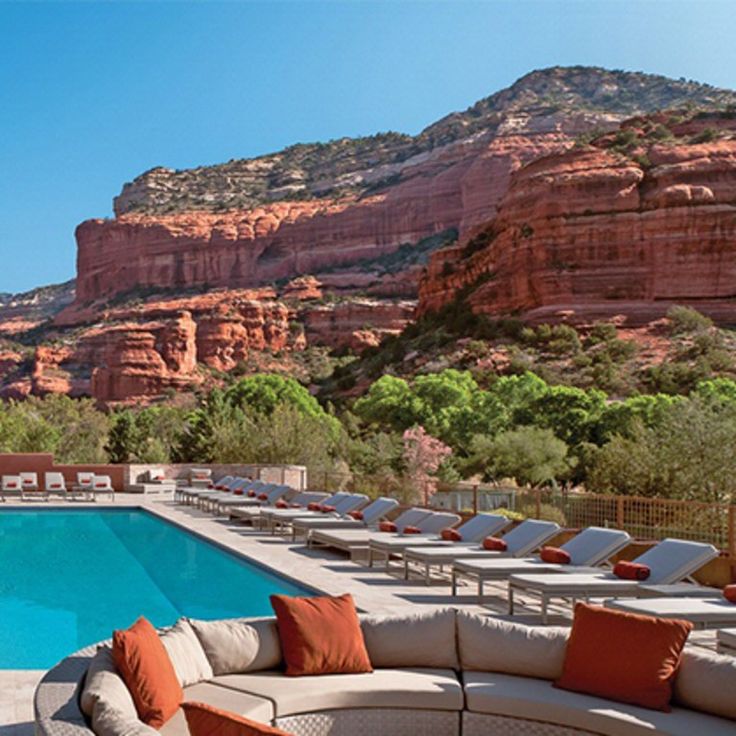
[0,494,721,731]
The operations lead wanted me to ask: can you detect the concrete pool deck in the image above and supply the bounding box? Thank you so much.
[0,494,724,732]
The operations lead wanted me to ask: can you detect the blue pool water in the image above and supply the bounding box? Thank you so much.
[0,509,310,668]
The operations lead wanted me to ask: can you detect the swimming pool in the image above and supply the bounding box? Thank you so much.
[0,508,311,668]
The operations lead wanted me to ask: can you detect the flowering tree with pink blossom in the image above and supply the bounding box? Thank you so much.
[402,425,453,505]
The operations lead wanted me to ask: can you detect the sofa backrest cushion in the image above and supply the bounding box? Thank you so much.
[360,608,459,670]
[80,645,139,720]
[674,647,736,721]
[160,619,214,687]
[457,611,568,680]
[188,617,282,675]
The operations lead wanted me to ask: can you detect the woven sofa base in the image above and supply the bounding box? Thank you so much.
[275,708,461,736]
[463,712,599,736]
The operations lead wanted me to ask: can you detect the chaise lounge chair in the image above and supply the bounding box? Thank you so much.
[1,475,22,502]
[604,593,736,629]
[197,478,260,511]
[368,512,507,571]
[308,507,434,555]
[21,472,47,501]
[447,525,630,597]
[269,493,370,535]
[71,472,94,501]
[211,483,292,515]
[91,475,114,502]
[228,491,331,527]
[508,537,719,623]
[44,472,68,500]
[291,497,400,542]
[177,475,239,505]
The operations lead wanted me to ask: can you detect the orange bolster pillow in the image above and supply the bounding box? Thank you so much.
[307,502,322,511]
[441,528,462,542]
[95,483,107,488]
[403,525,421,534]
[6,483,17,489]
[234,489,244,495]
[50,483,62,489]
[379,521,397,533]
[215,485,225,491]
[207,483,215,489]
[723,585,736,603]
[613,561,651,581]
[275,500,289,509]
[112,617,182,728]
[258,493,269,501]
[348,510,363,520]
[540,546,571,564]
[320,505,336,513]
[23,480,34,486]
[248,490,257,498]
[483,536,508,551]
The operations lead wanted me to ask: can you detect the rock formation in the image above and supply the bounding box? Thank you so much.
[419,114,736,324]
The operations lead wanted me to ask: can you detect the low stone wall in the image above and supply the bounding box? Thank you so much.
[0,453,307,492]
[124,463,307,490]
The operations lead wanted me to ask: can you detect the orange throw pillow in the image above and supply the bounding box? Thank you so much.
[723,584,736,603]
[270,594,372,676]
[540,546,571,564]
[613,560,651,580]
[555,603,692,711]
[183,702,292,736]
[275,500,289,509]
[307,502,322,511]
[441,528,462,542]
[482,536,507,551]
[402,525,421,534]
[348,510,364,520]
[112,617,183,728]
[379,521,397,532]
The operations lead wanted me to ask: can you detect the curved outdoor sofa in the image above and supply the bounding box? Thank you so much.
[35,608,736,736]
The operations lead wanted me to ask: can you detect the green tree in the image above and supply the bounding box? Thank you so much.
[465,426,570,487]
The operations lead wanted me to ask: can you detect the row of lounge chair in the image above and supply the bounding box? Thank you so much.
[177,477,729,628]
[0,472,114,501]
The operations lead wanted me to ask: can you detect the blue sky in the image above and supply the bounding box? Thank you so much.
[1,0,735,293]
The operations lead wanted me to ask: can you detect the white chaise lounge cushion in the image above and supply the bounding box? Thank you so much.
[160,619,213,687]
[188,617,281,675]
[159,683,275,736]
[673,647,736,722]
[80,646,138,720]
[463,671,736,736]
[212,668,464,717]
[457,611,568,680]
[360,609,459,669]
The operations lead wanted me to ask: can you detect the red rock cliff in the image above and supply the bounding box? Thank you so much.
[419,123,736,325]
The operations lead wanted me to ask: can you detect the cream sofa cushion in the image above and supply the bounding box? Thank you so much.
[457,611,568,679]
[360,609,458,669]
[159,682,275,736]
[160,619,213,686]
[213,668,464,717]
[91,702,158,736]
[188,617,281,675]
[673,647,736,721]
[463,671,736,736]
[80,646,137,720]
